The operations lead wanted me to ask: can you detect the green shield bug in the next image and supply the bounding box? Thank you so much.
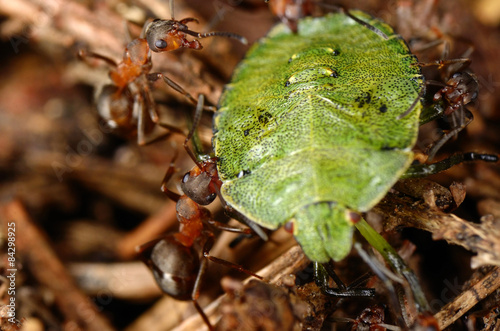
[144,5,498,328]
[214,10,424,263]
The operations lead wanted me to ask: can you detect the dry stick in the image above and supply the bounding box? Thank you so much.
[0,200,116,331]
[68,262,162,300]
[434,266,500,329]
[116,200,177,259]
[373,192,500,267]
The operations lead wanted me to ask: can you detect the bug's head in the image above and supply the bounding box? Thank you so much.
[145,19,185,52]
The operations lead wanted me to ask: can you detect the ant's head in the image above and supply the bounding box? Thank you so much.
[448,72,479,105]
[145,19,186,52]
[181,164,217,206]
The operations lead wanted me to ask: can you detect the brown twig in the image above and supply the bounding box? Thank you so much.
[434,266,500,329]
[373,191,500,268]
[0,200,116,331]
[68,262,162,300]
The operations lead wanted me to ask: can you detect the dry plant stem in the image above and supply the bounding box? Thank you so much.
[373,192,500,267]
[0,200,116,331]
[125,296,191,331]
[434,266,500,329]
[116,201,177,259]
[28,151,166,215]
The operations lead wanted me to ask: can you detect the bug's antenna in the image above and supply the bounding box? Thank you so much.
[345,10,388,40]
[397,88,425,120]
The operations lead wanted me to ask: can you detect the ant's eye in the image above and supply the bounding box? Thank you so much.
[155,39,168,49]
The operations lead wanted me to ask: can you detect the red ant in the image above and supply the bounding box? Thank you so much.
[265,0,314,32]
[419,57,480,160]
[79,0,246,145]
[137,95,264,331]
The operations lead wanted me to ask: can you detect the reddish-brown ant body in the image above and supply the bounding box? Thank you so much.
[265,0,314,32]
[79,38,162,145]
[79,0,245,145]
[137,96,263,331]
[433,71,478,116]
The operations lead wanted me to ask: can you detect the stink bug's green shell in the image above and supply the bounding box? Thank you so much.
[213,11,423,262]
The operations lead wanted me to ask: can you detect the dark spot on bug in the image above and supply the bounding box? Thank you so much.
[285,80,291,87]
[330,70,338,78]
[356,92,371,108]
[243,129,250,136]
[379,104,388,113]
[258,111,273,125]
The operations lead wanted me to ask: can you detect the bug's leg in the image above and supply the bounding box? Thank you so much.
[352,215,431,313]
[314,261,375,297]
[402,152,498,179]
[354,243,408,328]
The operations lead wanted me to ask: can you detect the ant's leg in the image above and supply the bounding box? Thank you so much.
[160,154,182,202]
[147,72,216,112]
[201,235,263,280]
[425,106,472,161]
[403,152,498,179]
[190,255,214,331]
[142,82,160,124]
[78,49,118,67]
[179,17,200,25]
[314,261,375,297]
[168,0,175,20]
[205,219,254,235]
[188,234,264,331]
[418,57,471,72]
[182,94,205,164]
[134,91,148,146]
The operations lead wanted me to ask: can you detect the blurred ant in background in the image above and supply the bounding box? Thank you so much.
[79,0,246,145]
[265,0,314,32]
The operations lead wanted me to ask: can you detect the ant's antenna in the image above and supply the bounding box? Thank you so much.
[169,0,175,20]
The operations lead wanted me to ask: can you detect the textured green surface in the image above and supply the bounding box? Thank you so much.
[213,11,423,262]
